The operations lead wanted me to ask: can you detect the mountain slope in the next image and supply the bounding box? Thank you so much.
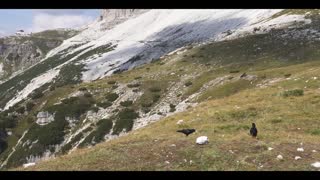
[18,59,320,171]
[1,9,320,170]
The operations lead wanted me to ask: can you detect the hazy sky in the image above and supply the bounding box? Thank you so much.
[0,9,100,36]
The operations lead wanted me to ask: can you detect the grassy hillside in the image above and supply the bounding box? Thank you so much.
[18,60,320,170]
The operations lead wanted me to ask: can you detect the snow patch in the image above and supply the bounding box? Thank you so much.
[4,69,59,110]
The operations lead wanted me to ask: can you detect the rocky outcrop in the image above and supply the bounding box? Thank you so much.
[0,29,77,80]
[36,111,55,125]
[100,9,149,30]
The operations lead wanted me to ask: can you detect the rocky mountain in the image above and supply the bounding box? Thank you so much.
[1,9,320,170]
[0,29,78,81]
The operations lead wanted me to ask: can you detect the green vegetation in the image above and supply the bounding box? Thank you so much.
[280,89,304,97]
[112,109,139,135]
[127,83,141,88]
[97,101,112,108]
[105,93,119,102]
[120,100,133,107]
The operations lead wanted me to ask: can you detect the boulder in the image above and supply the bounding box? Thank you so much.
[196,136,209,145]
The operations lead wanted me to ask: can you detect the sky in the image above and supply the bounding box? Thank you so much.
[0,9,100,37]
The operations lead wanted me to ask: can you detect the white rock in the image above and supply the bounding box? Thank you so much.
[165,161,170,164]
[313,77,318,80]
[312,150,317,153]
[295,156,302,160]
[7,131,12,136]
[176,120,184,125]
[23,162,36,168]
[277,155,283,160]
[268,147,273,151]
[196,136,209,145]
[170,144,176,147]
[297,148,304,152]
[311,162,320,168]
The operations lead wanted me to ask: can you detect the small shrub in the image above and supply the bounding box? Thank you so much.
[79,87,87,91]
[120,100,133,107]
[270,119,282,124]
[111,85,118,89]
[26,102,35,111]
[141,102,153,108]
[112,108,139,135]
[134,76,142,80]
[82,126,93,133]
[30,90,44,99]
[169,108,176,112]
[149,87,161,92]
[105,93,119,102]
[132,89,140,93]
[143,108,151,113]
[107,81,116,85]
[284,73,292,78]
[169,104,176,109]
[90,106,99,113]
[153,94,161,102]
[49,86,55,91]
[97,101,112,108]
[184,81,193,87]
[309,129,320,135]
[230,70,240,73]
[281,89,304,97]
[177,93,182,97]
[16,106,25,114]
[84,92,92,98]
[127,83,140,88]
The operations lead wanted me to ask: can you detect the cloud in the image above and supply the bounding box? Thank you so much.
[30,13,95,32]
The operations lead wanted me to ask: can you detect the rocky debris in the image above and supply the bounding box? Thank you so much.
[268,147,274,151]
[36,111,55,125]
[23,162,36,168]
[100,9,149,31]
[176,119,184,125]
[295,156,302,160]
[276,155,283,160]
[311,162,320,168]
[196,136,209,145]
[297,147,304,152]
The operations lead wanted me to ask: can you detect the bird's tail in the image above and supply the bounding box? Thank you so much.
[177,130,183,133]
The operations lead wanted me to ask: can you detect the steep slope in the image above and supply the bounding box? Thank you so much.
[17,36,320,171]
[1,9,320,170]
[0,29,78,81]
[1,9,309,111]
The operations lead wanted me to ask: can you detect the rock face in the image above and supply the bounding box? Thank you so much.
[36,111,55,125]
[100,9,149,30]
[0,29,77,80]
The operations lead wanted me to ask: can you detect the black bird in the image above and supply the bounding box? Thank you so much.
[250,123,258,138]
[177,129,196,136]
